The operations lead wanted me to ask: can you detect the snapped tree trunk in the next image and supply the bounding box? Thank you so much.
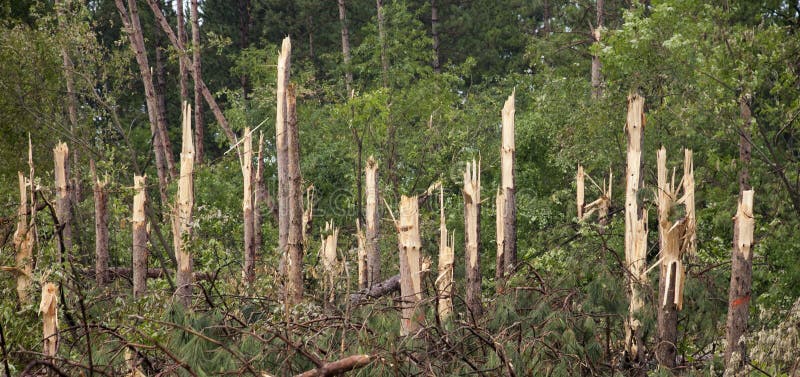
[500,92,517,277]
[13,172,34,303]
[437,185,454,319]
[725,93,755,368]
[576,165,585,219]
[39,283,59,358]
[365,156,381,286]
[495,188,505,293]
[356,221,368,290]
[337,0,353,94]
[242,128,256,284]
[92,162,109,286]
[53,142,72,261]
[115,0,172,207]
[276,37,291,275]
[286,83,305,308]
[591,0,604,99]
[624,92,647,363]
[191,0,204,163]
[463,159,483,318]
[398,195,423,335]
[133,175,148,298]
[174,102,195,305]
[320,220,339,303]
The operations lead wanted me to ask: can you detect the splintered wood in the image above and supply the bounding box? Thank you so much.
[437,185,454,319]
[624,92,646,362]
[320,220,339,302]
[463,160,483,317]
[242,126,256,284]
[495,188,505,292]
[53,142,72,260]
[356,221,368,290]
[499,91,517,276]
[302,185,315,243]
[365,156,380,287]
[276,36,291,275]
[40,282,59,358]
[398,195,423,335]
[132,175,148,298]
[13,172,34,303]
[175,102,195,303]
[576,165,585,219]
[577,165,612,223]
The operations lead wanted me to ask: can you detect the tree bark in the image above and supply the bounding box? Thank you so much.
[337,0,353,94]
[144,0,239,153]
[655,147,679,368]
[365,156,381,286]
[176,0,189,103]
[463,159,483,318]
[132,175,148,298]
[276,37,291,275]
[591,0,604,99]
[376,0,389,88]
[174,102,195,306]
[13,172,34,303]
[725,94,755,368]
[91,161,109,286]
[115,0,171,207]
[286,83,304,308]
[398,195,423,335]
[624,92,647,364]
[500,92,517,278]
[431,0,440,72]
[190,0,204,163]
[53,142,72,262]
[438,185,454,319]
[242,128,256,284]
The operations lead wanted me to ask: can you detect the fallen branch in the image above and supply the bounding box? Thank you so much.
[294,354,372,377]
[348,274,400,306]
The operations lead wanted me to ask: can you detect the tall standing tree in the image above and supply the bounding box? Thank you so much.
[337,0,353,94]
[190,0,204,163]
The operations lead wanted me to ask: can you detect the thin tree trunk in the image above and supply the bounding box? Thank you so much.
[53,142,72,261]
[464,159,483,318]
[365,156,381,286]
[155,36,176,178]
[624,92,647,364]
[238,0,251,98]
[543,0,551,34]
[302,186,315,244]
[591,0,604,99]
[115,0,171,207]
[143,0,240,154]
[191,0,204,163]
[286,83,304,308]
[176,0,189,103]
[338,0,353,94]
[725,94,755,368]
[243,128,256,284]
[501,91,516,278]
[398,195,423,335]
[132,175,148,298]
[431,0,440,72]
[276,38,292,275]
[321,220,339,303]
[376,0,389,88]
[495,188,505,293]
[576,165,585,219]
[438,185,454,319]
[91,161,109,286]
[254,132,266,255]
[174,102,195,305]
[13,172,34,303]
[356,222,368,290]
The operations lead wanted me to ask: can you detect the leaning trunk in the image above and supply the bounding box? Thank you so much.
[463,160,482,318]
